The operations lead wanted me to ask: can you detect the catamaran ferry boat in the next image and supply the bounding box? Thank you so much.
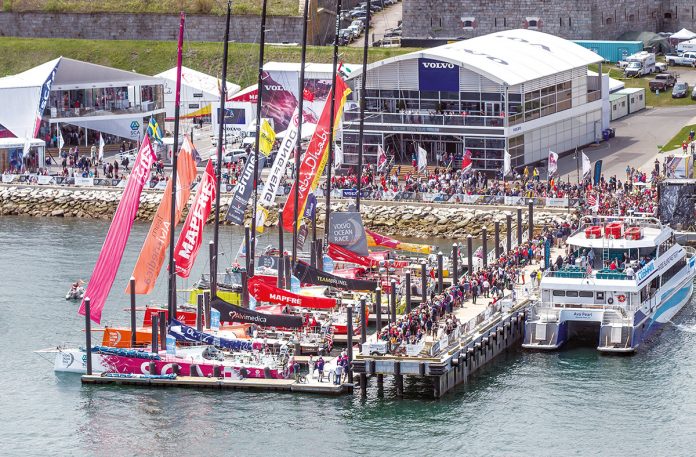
[523,215,696,353]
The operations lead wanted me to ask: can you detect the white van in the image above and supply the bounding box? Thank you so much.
[677,39,696,54]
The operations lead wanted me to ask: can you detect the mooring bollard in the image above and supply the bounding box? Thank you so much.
[405,272,412,314]
[506,214,512,251]
[84,297,92,376]
[437,251,444,293]
[129,277,137,348]
[467,234,473,275]
[482,227,488,268]
[390,279,397,323]
[151,313,159,354]
[420,261,427,304]
[494,221,501,259]
[451,243,459,286]
[375,287,382,333]
[528,200,534,241]
[517,207,523,245]
[197,294,204,331]
[346,305,354,384]
[360,297,367,345]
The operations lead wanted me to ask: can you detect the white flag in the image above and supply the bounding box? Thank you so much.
[58,129,64,150]
[334,143,344,167]
[503,149,511,176]
[548,150,558,177]
[98,133,105,162]
[582,151,591,179]
[377,145,387,172]
[417,145,428,173]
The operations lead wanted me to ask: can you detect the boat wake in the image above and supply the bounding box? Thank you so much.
[671,322,696,333]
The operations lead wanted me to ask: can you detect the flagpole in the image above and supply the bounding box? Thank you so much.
[167,12,185,325]
[212,1,231,300]
[292,0,310,265]
[324,0,342,246]
[249,0,269,277]
[355,0,371,212]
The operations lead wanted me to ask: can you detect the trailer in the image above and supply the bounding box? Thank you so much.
[573,40,643,63]
[624,52,656,77]
[615,88,646,114]
[609,93,629,121]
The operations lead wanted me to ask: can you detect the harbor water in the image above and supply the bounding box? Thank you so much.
[2,216,696,456]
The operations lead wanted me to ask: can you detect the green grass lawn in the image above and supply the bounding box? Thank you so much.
[1,0,299,16]
[659,124,696,152]
[0,37,415,88]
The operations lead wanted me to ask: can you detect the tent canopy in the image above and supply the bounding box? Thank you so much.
[617,31,673,54]
[670,28,696,40]
[155,66,240,99]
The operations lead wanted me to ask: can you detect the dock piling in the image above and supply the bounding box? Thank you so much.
[420,261,427,304]
[151,313,159,354]
[482,227,488,268]
[394,361,403,397]
[390,279,397,323]
[241,271,249,307]
[209,241,217,300]
[84,297,92,376]
[196,294,204,331]
[375,288,382,334]
[467,234,473,275]
[317,240,324,270]
[204,291,211,330]
[244,225,251,275]
[310,239,317,268]
[517,208,523,245]
[506,214,512,251]
[528,200,534,240]
[159,311,166,350]
[278,209,284,288]
[346,305,354,384]
[129,277,136,348]
[360,297,367,344]
[451,244,458,286]
[494,221,501,259]
[437,252,443,293]
[405,272,412,314]
[284,256,292,290]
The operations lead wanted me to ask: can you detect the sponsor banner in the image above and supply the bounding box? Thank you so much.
[545,197,569,207]
[174,160,217,278]
[74,177,94,187]
[169,319,256,351]
[225,151,266,225]
[282,76,351,231]
[258,255,279,270]
[327,243,378,268]
[504,196,525,206]
[247,275,337,309]
[381,190,398,201]
[130,136,198,294]
[418,58,459,92]
[35,60,59,137]
[433,193,450,202]
[211,296,303,328]
[2,174,17,183]
[78,136,157,324]
[420,192,438,202]
[361,342,388,355]
[37,175,54,185]
[397,191,416,201]
[366,229,433,254]
[405,340,425,356]
[327,211,368,256]
[293,261,377,291]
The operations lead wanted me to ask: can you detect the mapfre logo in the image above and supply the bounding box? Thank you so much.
[422,62,455,69]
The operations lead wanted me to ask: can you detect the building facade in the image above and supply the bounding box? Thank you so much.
[402,0,680,42]
[342,29,607,173]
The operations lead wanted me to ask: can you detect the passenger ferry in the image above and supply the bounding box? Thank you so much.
[523,215,696,353]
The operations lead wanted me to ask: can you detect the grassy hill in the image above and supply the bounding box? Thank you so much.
[0,37,415,88]
[1,0,299,16]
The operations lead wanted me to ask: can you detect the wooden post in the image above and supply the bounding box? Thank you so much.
[528,200,534,241]
[437,251,444,293]
[360,297,367,344]
[204,291,211,330]
[506,214,512,251]
[451,243,458,286]
[517,207,523,245]
[482,227,488,268]
[129,277,136,348]
[241,271,249,307]
[244,225,251,275]
[84,298,92,375]
[151,312,159,354]
[467,234,473,276]
[196,293,204,331]
[494,221,501,259]
[390,279,397,323]
[159,310,166,350]
[420,261,427,304]
[405,272,412,314]
[375,287,382,333]
[209,240,217,299]
[346,305,354,384]
[394,361,403,397]
[278,209,284,288]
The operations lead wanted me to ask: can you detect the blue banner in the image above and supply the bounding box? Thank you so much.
[169,319,255,351]
[418,58,459,92]
[593,159,603,186]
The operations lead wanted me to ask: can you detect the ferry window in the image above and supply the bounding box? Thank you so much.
[596,292,605,301]
[579,291,594,297]
[566,291,579,297]
[552,290,565,296]
[661,258,687,285]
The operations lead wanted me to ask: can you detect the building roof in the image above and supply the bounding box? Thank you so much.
[155,66,240,97]
[350,29,603,86]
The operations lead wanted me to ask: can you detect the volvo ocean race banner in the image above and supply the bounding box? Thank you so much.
[293,261,377,291]
[174,160,217,278]
[418,58,459,92]
[169,319,256,351]
[129,135,198,294]
[79,136,157,324]
[34,60,59,137]
[282,75,351,232]
[225,137,271,225]
[248,275,337,309]
[327,211,369,256]
[255,108,299,232]
[211,296,303,328]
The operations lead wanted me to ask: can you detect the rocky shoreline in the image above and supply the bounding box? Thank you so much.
[0,185,577,239]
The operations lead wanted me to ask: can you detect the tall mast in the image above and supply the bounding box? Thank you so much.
[212,0,232,299]
[168,12,185,324]
[292,0,310,264]
[249,0,269,276]
[355,0,371,212]
[324,0,342,244]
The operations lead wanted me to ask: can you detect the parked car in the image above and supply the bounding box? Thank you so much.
[339,28,354,44]
[211,148,248,165]
[347,24,362,38]
[350,19,365,34]
[690,85,696,100]
[665,52,696,66]
[649,72,677,92]
[672,81,689,98]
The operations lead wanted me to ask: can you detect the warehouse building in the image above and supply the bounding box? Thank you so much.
[342,29,609,172]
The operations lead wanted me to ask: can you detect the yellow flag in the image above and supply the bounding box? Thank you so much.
[259,119,276,157]
[255,205,269,234]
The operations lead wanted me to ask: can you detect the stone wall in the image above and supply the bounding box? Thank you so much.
[0,6,336,45]
[402,0,666,41]
[0,185,575,239]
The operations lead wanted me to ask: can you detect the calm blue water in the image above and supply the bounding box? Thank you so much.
[2,216,696,456]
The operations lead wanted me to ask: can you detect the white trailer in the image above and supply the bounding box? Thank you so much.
[623,52,656,77]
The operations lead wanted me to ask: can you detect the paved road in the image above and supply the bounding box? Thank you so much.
[557,105,696,182]
[350,1,402,48]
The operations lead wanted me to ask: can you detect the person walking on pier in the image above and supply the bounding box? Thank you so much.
[334,362,343,385]
[316,356,325,383]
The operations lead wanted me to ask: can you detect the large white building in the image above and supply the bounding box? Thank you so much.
[342,29,609,173]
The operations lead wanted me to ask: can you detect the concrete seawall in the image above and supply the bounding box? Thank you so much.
[0,184,576,238]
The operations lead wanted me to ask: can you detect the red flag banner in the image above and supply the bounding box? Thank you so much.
[174,160,217,278]
[248,276,337,309]
[78,136,157,323]
[282,75,351,232]
[327,243,379,268]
